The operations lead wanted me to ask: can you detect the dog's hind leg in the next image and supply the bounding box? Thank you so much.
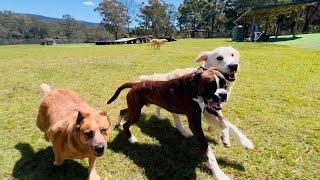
[124,96,142,144]
[204,111,231,148]
[173,113,193,137]
[116,108,128,128]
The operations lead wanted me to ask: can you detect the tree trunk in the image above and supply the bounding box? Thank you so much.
[115,32,118,40]
[211,16,215,37]
[303,7,311,33]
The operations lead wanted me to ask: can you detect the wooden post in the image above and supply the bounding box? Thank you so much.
[250,16,256,42]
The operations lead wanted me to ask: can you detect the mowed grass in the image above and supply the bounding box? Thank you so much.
[0,39,319,180]
[269,33,320,49]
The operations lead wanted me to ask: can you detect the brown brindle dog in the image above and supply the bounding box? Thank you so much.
[37,83,112,180]
[107,67,231,179]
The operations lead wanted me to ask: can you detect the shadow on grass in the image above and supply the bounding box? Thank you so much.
[268,36,302,42]
[109,115,244,179]
[12,143,88,180]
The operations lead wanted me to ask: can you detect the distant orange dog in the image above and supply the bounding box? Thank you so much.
[36,83,112,180]
[149,38,168,49]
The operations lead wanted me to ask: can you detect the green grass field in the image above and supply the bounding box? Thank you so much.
[0,38,319,180]
[269,33,320,49]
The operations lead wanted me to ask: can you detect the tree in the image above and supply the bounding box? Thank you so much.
[119,0,141,34]
[138,0,176,36]
[62,14,78,40]
[95,0,127,39]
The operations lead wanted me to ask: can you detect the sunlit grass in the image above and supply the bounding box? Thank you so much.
[0,39,319,179]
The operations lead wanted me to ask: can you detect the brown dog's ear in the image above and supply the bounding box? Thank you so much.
[194,52,210,62]
[76,111,84,129]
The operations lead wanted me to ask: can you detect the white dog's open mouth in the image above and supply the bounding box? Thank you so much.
[229,74,235,81]
[207,101,221,110]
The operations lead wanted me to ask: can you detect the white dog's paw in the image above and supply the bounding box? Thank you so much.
[215,173,231,180]
[128,135,138,144]
[155,114,165,120]
[88,171,100,180]
[178,128,193,137]
[239,136,254,150]
[221,135,231,148]
[205,163,231,180]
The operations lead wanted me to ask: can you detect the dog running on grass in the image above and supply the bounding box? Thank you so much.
[37,83,112,180]
[108,67,233,180]
[139,46,253,150]
[148,38,168,49]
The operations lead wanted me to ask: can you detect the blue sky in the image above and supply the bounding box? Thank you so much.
[0,0,183,23]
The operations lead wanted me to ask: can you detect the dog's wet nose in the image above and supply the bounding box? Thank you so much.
[228,64,238,72]
[219,92,228,102]
[93,143,105,156]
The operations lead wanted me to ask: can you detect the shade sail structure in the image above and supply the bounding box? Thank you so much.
[234,1,318,24]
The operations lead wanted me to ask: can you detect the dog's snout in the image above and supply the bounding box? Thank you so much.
[219,92,228,102]
[228,64,238,72]
[93,143,105,155]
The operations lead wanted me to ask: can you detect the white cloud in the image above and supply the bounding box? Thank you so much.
[83,1,95,7]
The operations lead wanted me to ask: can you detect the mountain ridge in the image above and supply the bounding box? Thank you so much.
[16,13,100,27]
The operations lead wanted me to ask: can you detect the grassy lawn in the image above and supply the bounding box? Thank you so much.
[269,33,320,49]
[0,39,319,179]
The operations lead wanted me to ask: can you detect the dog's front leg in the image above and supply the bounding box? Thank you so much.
[214,111,254,150]
[223,118,254,150]
[204,110,231,148]
[187,113,230,180]
[88,156,100,180]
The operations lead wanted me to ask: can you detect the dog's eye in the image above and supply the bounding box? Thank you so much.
[216,56,223,61]
[231,54,234,57]
[100,128,107,134]
[85,131,94,139]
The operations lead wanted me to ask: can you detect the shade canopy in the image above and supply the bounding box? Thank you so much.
[234,1,317,24]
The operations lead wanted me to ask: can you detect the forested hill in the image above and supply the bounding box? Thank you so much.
[0,11,112,44]
[17,13,100,27]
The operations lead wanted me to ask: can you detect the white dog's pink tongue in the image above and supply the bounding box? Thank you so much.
[208,101,220,110]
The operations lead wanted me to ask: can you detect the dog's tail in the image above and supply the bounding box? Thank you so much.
[107,83,135,104]
[40,83,51,95]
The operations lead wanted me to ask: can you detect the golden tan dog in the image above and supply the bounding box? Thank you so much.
[36,83,112,180]
[149,38,168,49]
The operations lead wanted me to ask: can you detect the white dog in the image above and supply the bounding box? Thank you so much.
[137,46,253,180]
[138,46,253,149]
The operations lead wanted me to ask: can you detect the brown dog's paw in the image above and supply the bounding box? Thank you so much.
[53,160,64,166]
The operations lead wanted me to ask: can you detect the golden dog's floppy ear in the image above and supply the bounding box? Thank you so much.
[194,51,210,62]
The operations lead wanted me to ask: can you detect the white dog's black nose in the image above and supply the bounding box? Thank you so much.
[228,64,238,72]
